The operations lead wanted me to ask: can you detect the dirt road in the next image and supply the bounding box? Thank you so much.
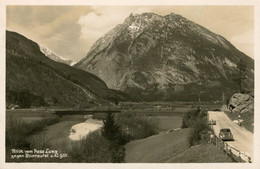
[208,111,254,161]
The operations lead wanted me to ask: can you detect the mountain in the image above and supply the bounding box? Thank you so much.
[75,12,254,101]
[6,31,126,108]
[39,45,76,66]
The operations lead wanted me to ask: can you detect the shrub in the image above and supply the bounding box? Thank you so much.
[29,132,52,149]
[69,131,111,162]
[115,112,158,141]
[182,108,201,128]
[6,116,60,149]
[109,142,126,163]
[188,119,210,146]
[6,115,30,149]
[182,107,211,146]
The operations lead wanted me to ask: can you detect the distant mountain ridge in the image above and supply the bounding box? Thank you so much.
[39,45,76,66]
[6,31,127,108]
[75,12,254,101]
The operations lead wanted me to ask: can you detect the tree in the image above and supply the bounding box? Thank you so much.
[17,89,32,108]
[233,59,246,93]
[114,99,119,106]
[101,112,126,163]
[196,73,208,106]
[102,112,120,141]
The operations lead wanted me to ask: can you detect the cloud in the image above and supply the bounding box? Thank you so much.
[7,6,92,61]
[231,30,253,45]
[78,11,121,39]
[78,6,152,47]
[231,30,254,58]
[6,6,254,61]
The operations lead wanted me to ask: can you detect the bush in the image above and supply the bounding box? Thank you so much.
[115,112,158,141]
[188,119,210,146]
[69,131,111,162]
[182,107,211,146]
[6,116,60,149]
[182,107,201,128]
[109,142,126,163]
[30,132,52,149]
[6,115,30,149]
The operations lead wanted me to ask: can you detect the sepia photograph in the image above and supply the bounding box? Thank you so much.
[0,0,259,168]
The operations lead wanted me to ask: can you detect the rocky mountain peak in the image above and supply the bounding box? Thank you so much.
[75,12,254,101]
[39,45,76,66]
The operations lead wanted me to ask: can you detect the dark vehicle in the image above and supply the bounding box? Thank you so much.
[219,128,234,141]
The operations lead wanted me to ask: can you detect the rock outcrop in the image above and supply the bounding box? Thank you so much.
[228,93,254,114]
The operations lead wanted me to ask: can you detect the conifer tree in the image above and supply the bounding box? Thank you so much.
[101,112,126,163]
[102,112,120,142]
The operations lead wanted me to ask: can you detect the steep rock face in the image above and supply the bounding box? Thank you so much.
[228,93,254,114]
[75,13,254,101]
[6,31,123,108]
[39,45,76,66]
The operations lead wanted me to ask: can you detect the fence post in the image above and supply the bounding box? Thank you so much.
[218,139,220,150]
[238,152,241,162]
[248,156,252,163]
[225,144,228,158]
[229,149,232,157]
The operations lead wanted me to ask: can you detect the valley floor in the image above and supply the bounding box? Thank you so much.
[6,102,235,163]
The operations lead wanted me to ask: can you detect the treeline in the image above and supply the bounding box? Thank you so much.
[7,53,120,105]
[6,88,47,108]
[116,112,158,141]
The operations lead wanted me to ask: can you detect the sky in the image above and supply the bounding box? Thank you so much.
[6,6,254,62]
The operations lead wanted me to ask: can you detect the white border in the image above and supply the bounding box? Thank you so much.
[0,0,260,169]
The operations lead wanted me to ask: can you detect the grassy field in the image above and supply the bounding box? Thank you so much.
[167,143,234,163]
[125,129,233,163]
[125,129,190,162]
[149,116,182,132]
